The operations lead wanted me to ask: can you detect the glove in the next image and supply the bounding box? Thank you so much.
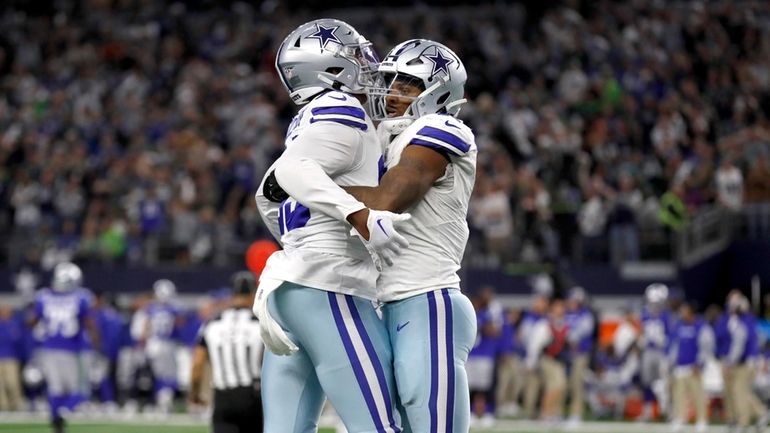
[253,281,299,356]
[353,210,411,270]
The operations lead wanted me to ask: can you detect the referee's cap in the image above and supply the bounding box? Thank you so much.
[232,271,257,295]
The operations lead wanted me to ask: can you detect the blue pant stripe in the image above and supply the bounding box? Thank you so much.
[442,289,456,432]
[427,290,439,433]
[344,296,401,433]
[328,293,387,433]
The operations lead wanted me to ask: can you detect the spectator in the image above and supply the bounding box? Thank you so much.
[715,157,744,212]
[538,299,569,422]
[0,305,25,411]
[668,302,714,433]
[744,157,770,240]
[564,287,595,426]
[495,308,523,418]
[521,295,550,419]
[467,287,502,428]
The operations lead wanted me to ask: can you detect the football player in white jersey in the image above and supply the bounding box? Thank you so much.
[253,19,408,433]
[344,39,479,433]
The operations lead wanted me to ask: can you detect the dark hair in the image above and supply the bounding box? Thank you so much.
[231,271,256,295]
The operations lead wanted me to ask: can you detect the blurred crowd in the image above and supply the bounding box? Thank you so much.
[1,0,770,273]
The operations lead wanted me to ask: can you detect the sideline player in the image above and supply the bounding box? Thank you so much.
[30,262,99,433]
[639,283,672,421]
[254,19,408,433]
[344,39,478,432]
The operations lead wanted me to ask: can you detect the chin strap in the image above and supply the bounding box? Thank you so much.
[445,98,467,116]
[381,117,414,134]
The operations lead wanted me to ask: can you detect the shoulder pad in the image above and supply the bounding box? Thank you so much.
[407,114,475,157]
[307,91,368,131]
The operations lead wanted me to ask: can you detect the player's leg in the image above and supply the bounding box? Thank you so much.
[149,344,178,413]
[261,346,324,433]
[569,353,589,420]
[269,283,401,433]
[40,350,80,431]
[384,288,477,433]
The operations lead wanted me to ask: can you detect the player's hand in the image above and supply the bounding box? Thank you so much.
[253,285,299,356]
[354,210,411,270]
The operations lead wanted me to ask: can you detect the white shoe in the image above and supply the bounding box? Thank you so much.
[470,414,480,427]
[696,421,708,433]
[497,402,520,418]
[757,412,770,432]
[565,416,582,430]
[670,420,684,432]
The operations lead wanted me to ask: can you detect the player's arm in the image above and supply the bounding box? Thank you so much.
[344,145,448,213]
[189,332,209,405]
[82,296,102,352]
[85,315,102,353]
[272,122,373,238]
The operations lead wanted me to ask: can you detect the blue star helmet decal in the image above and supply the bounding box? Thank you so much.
[306,24,341,49]
[425,47,454,78]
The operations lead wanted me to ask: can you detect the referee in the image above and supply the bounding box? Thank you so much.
[190,271,264,433]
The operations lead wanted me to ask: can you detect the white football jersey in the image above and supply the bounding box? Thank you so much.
[256,91,381,300]
[377,114,477,302]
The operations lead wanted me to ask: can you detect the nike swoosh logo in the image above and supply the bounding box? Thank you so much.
[376,218,389,237]
[444,120,460,129]
[397,321,410,332]
[328,94,347,101]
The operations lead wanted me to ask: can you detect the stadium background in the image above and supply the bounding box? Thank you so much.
[0,0,769,432]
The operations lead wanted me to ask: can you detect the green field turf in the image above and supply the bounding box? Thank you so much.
[0,419,721,433]
[0,423,334,433]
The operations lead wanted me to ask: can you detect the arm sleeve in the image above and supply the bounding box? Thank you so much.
[727,319,747,365]
[569,313,595,344]
[255,164,283,244]
[196,324,207,349]
[668,334,678,366]
[273,122,366,222]
[525,321,551,369]
[698,325,715,366]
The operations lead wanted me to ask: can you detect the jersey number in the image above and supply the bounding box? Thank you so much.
[278,198,310,235]
[44,306,80,338]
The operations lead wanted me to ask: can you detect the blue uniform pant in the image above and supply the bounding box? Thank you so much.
[262,283,401,433]
[382,288,476,433]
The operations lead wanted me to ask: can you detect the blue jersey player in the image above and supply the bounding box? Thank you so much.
[30,262,99,433]
[639,283,673,421]
[137,279,181,414]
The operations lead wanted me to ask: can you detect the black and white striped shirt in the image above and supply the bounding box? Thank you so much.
[197,308,263,390]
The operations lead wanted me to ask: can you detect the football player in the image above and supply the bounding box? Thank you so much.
[639,283,673,421]
[343,39,478,432]
[253,19,408,433]
[30,262,99,433]
[134,279,182,414]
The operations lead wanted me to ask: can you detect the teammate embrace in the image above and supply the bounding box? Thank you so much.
[253,18,478,433]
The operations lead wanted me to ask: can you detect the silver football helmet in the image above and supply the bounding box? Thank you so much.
[275,18,379,105]
[153,279,176,302]
[369,39,467,134]
[51,262,83,292]
[644,283,669,305]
